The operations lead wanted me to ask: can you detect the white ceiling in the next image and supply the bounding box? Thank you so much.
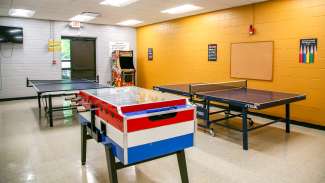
[0,0,268,27]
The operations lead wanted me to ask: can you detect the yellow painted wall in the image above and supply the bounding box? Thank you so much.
[136,0,325,126]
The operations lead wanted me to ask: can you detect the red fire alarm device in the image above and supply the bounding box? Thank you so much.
[249,25,256,35]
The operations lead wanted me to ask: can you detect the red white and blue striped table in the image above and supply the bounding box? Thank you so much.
[78,86,196,183]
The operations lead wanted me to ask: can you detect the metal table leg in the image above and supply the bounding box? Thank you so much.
[242,107,248,150]
[285,104,290,133]
[81,124,87,165]
[103,146,189,183]
[48,95,53,127]
[44,95,48,113]
[37,93,41,113]
[177,150,189,183]
[203,99,209,128]
[105,144,118,183]
[206,100,211,127]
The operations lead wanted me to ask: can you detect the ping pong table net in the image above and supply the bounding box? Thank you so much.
[190,80,247,94]
[30,79,97,85]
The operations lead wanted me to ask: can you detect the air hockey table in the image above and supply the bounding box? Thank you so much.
[77,86,196,183]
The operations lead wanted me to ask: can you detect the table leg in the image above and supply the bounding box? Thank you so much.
[49,95,53,127]
[225,104,231,119]
[206,100,210,127]
[91,106,96,135]
[203,99,209,128]
[285,104,290,133]
[189,94,193,102]
[105,144,118,183]
[242,107,248,150]
[177,150,189,183]
[81,124,87,165]
[44,96,48,113]
[37,93,41,112]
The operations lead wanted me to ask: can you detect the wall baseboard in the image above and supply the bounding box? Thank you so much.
[0,96,324,131]
[0,96,37,102]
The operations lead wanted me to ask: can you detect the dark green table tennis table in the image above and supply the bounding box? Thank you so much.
[27,78,110,127]
[154,80,306,150]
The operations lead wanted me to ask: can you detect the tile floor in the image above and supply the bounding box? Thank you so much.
[0,98,325,183]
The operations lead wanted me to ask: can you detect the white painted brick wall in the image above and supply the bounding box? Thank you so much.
[0,17,136,99]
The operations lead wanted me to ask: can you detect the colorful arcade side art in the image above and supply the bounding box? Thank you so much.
[111,50,136,87]
[299,38,317,64]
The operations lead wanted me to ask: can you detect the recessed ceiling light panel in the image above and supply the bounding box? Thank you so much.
[8,9,35,17]
[70,15,95,22]
[69,12,100,22]
[161,4,203,14]
[100,0,139,7]
[117,19,143,26]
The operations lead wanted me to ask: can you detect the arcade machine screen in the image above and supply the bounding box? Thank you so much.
[120,57,135,69]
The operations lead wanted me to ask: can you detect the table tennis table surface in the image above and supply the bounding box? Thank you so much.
[154,82,306,109]
[28,79,110,93]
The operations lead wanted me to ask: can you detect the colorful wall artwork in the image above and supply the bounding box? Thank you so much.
[208,44,217,61]
[299,38,317,64]
[148,48,153,61]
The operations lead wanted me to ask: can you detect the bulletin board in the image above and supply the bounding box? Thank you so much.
[230,41,273,81]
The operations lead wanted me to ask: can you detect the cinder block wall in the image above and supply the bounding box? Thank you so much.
[0,17,136,99]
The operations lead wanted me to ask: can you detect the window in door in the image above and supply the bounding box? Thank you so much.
[61,39,71,79]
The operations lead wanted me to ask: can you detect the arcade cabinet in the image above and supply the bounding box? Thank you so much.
[111,50,136,87]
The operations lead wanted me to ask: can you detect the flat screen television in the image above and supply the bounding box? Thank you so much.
[0,26,23,43]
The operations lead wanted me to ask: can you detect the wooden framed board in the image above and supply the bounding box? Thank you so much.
[230,41,273,81]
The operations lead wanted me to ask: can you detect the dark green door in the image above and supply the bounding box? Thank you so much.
[70,38,96,80]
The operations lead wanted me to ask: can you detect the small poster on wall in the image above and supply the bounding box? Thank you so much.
[48,39,61,52]
[109,41,130,55]
[148,48,153,61]
[299,38,317,64]
[208,44,217,61]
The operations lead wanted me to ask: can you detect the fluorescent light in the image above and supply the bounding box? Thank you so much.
[117,19,142,26]
[100,0,138,7]
[161,4,203,14]
[69,12,100,22]
[8,9,35,17]
[70,15,94,22]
